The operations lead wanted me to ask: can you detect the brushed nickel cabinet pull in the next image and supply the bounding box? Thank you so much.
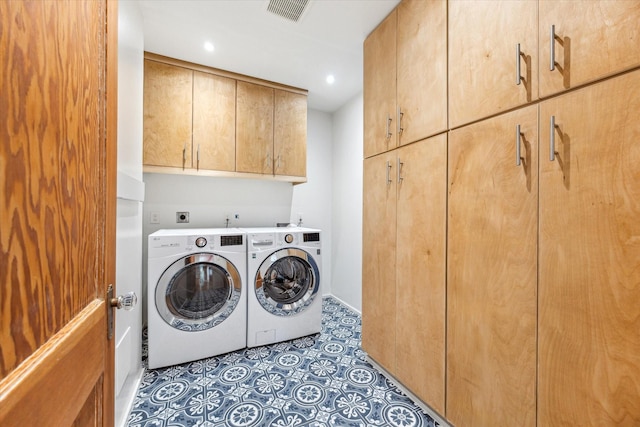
[397,157,404,183]
[386,115,392,139]
[386,161,392,185]
[516,43,522,85]
[550,24,556,71]
[516,124,522,166]
[550,115,556,161]
[397,107,404,135]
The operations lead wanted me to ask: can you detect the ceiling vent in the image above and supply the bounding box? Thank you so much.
[267,0,310,22]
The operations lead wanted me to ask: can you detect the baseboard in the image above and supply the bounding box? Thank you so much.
[115,367,144,427]
[366,356,451,427]
[324,293,361,315]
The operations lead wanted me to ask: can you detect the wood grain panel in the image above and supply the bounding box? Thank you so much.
[397,0,447,145]
[236,81,274,174]
[143,60,193,168]
[0,0,104,377]
[539,0,640,97]
[0,301,105,426]
[448,0,538,128]
[395,135,447,414]
[362,152,397,373]
[193,71,236,172]
[539,70,640,426]
[363,10,396,158]
[447,106,538,426]
[274,89,307,177]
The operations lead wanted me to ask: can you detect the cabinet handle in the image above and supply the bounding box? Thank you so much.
[516,124,522,166]
[196,144,200,171]
[550,115,556,161]
[386,161,392,185]
[276,154,281,171]
[397,157,404,183]
[386,115,392,139]
[182,143,186,170]
[397,107,404,135]
[550,24,556,71]
[516,43,522,85]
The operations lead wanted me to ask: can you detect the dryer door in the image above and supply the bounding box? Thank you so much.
[255,248,320,316]
[156,253,242,331]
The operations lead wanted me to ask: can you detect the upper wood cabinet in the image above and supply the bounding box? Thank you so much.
[364,0,447,158]
[192,71,236,172]
[274,89,307,177]
[538,69,640,426]
[236,81,274,175]
[448,0,537,128]
[364,10,396,157]
[447,105,538,426]
[143,54,308,182]
[143,60,193,168]
[539,0,640,98]
[236,83,307,177]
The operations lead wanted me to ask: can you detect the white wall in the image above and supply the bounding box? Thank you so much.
[115,1,145,426]
[142,108,334,314]
[330,93,363,312]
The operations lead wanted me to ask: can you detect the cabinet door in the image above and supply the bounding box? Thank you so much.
[447,106,538,426]
[539,0,640,98]
[397,0,447,146]
[143,60,193,168]
[539,71,640,426]
[193,71,236,172]
[395,135,447,414]
[274,90,306,177]
[236,81,274,174]
[364,10,396,158]
[448,0,537,128]
[362,152,397,373]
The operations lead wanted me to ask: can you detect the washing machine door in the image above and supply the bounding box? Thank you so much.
[156,253,242,331]
[255,248,320,316]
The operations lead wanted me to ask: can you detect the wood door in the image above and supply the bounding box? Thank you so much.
[395,135,447,414]
[447,106,538,426]
[236,81,274,174]
[274,89,307,178]
[363,9,396,158]
[0,0,117,426]
[143,60,193,168]
[397,0,447,146]
[362,152,397,373]
[539,0,640,98]
[448,0,537,128]
[193,71,236,172]
[538,70,640,426]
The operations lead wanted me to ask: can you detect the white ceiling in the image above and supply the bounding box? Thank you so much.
[138,0,400,113]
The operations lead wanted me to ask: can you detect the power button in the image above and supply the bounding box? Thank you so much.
[195,237,207,248]
[284,234,294,244]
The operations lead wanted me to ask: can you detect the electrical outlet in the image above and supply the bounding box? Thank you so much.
[176,211,189,223]
[150,212,160,224]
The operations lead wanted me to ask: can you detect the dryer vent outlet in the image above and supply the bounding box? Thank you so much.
[176,212,190,223]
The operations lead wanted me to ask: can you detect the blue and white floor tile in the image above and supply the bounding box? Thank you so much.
[127,297,437,427]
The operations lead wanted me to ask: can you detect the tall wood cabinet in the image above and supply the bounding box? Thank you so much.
[539,0,640,97]
[447,106,538,426]
[274,90,307,177]
[236,81,274,175]
[363,0,447,158]
[362,134,447,414]
[448,0,537,128]
[538,69,640,426]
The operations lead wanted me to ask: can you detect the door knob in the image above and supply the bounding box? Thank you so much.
[110,292,137,310]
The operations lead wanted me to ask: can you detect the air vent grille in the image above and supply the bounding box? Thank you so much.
[267,0,309,22]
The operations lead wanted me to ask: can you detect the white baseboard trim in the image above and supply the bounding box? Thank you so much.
[115,366,145,427]
[366,356,451,427]
[324,293,361,315]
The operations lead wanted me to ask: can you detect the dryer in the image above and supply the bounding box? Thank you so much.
[243,226,322,347]
[147,228,246,369]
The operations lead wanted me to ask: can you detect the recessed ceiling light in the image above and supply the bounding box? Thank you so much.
[204,41,214,52]
[326,74,335,85]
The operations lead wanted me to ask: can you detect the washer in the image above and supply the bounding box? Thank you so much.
[243,226,322,347]
[147,228,246,369]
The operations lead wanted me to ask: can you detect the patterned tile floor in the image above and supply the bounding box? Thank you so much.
[126,297,437,427]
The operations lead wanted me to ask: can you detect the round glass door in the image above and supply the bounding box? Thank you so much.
[156,253,242,331]
[255,248,320,316]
